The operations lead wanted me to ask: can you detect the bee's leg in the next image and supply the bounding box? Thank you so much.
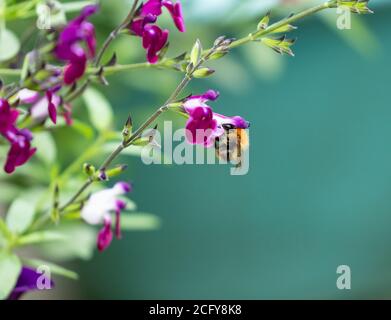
[226,131,230,163]
[215,136,222,160]
[236,129,242,168]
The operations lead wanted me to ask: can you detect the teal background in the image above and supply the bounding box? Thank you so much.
[70,1,391,299]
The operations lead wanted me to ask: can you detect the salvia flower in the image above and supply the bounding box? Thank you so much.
[162,0,185,32]
[18,88,68,125]
[8,266,53,300]
[0,98,19,134]
[0,98,36,174]
[81,182,131,251]
[54,5,98,84]
[3,128,36,174]
[129,0,185,63]
[182,90,250,147]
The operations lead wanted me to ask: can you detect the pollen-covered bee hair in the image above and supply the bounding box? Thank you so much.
[214,123,249,168]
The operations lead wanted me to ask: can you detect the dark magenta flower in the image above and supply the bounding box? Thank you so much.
[18,88,63,125]
[142,0,164,16]
[97,216,113,252]
[62,50,87,85]
[162,0,186,32]
[46,89,58,124]
[182,90,250,146]
[143,24,169,64]
[4,128,37,174]
[81,182,132,252]
[8,267,53,300]
[0,98,19,135]
[54,4,98,84]
[0,98,36,174]
[129,0,185,63]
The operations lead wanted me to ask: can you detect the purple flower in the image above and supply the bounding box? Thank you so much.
[0,98,19,135]
[81,182,132,252]
[162,0,186,32]
[182,90,250,147]
[8,267,53,300]
[142,0,164,16]
[3,128,37,174]
[18,88,66,125]
[97,216,113,252]
[17,89,40,105]
[46,90,58,124]
[0,98,36,174]
[54,5,98,84]
[143,24,169,64]
[129,0,185,63]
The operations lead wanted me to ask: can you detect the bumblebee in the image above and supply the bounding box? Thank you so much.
[214,124,249,168]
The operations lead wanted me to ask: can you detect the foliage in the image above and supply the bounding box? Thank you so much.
[0,0,374,299]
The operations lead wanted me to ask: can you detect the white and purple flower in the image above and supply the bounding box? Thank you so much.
[81,182,132,251]
[18,87,65,125]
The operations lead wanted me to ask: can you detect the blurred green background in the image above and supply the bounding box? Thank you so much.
[12,0,391,299]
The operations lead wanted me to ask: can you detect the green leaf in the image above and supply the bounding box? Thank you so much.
[0,251,21,300]
[0,218,13,243]
[39,223,96,261]
[6,190,44,234]
[118,213,161,231]
[22,258,78,280]
[83,87,113,131]
[34,132,57,166]
[0,29,20,62]
[0,182,20,203]
[0,234,5,249]
[71,119,95,139]
[16,231,66,246]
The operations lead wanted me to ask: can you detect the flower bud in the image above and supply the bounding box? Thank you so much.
[214,36,226,47]
[190,39,202,66]
[83,163,96,177]
[97,170,108,181]
[257,11,271,30]
[105,165,128,178]
[209,49,228,61]
[122,114,133,141]
[193,67,215,78]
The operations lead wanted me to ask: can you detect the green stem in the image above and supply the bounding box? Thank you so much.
[0,1,338,80]
[59,72,195,213]
[0,69,21,76]
[63,0,139,102]
[0,218,14,243]
[58,133,107,184]
[58,39,216,213]
[93,0,139,67]
[58,179,93,211]
[29,0,339,227]
[30,133,108,230]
